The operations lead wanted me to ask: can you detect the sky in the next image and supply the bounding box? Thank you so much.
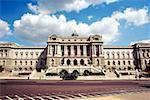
[0,0,150,46]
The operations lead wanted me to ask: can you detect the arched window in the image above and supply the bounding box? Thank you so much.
[15,61,17,65]
[112,53,115,59]
[30,61,32,65]
[106,51,110,59]
[15,52,18,57]
[127,52,130,59]
[80,59,84,65]
[74,59,78,65]
[67,59,71,65]
[113,61,115,65]
[3,60,5,65]
[30,52,33,56]
[108,61,110,65]
[20,52,23,57]
[25,61,27,65]
[36,52,39,56]
[25,52,28,57]
[117,52,120,59]
[20,61,22,65]
[123,53,125,59]
[128,61,131,65]
[24,68,27,71]
[118,61,120,65]
[123,61,125,65]
[61,59,64,65]
[97,59,99,66]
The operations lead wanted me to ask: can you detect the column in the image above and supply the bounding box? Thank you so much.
[77,45,80,56]
[92,45,96,55]
[2,50,4,57]
[48,45,50,54]
[57,45,61,56]
[55,45,57,55]
[71,45,74,56]
[99,45,102,55]
[83,45,87,56]
[64,45,67,56]
[50,45,52,55]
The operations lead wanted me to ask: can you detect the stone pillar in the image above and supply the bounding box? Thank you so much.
[3,50,4,58]
[57,45,61,56]
[99,45,102,55]
[71,45,74,56]
[83,45,87,56]
[64,45,67,56]
[77,45,80,56]
[47,45,49,54]
[50,45,52,55]
[55,45,57,55]
[93,45,96,55]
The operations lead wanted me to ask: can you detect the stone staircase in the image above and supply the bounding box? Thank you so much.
[105,70,117,78]
[29,70,45,79]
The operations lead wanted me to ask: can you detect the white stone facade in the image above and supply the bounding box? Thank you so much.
[0,34,150,74]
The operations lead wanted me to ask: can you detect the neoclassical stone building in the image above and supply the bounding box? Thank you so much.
[0,33,150,74]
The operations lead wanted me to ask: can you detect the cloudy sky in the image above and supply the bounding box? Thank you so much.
[0,0,150,46]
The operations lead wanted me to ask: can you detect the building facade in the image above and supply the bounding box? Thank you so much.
[0,33,150,75]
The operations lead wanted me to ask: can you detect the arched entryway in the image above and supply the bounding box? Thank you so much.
[74,59,78,65]
[97,59,99,66]
[80,59,84,65]
[67,59,71,65]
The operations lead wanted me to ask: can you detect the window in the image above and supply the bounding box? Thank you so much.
[113,61,115,65]
[118,61,120,65]
[31,61,32,65]
[30,52,33,56]
[74,46,77,56]
[36,52,39,56]
[20,52,23,56]
[25,61,27,65]
[123,61,125,65]
[15,61,17,65]
[117,53,120,59]
[3,60,5,65]
[52,45,55,56]
[20,61,22,65]
[107,52,110,59]
[127,53,130,59]
[128,61,131,65]
[61,45,64,56]
[112,53,115,59]
[67,45,71,56]
[108,61,110,65]
[96,45,99,56]
[122,53,125,59]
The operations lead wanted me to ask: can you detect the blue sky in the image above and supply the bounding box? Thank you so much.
[0,0,150,46]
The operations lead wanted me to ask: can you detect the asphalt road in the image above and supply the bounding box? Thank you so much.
[0,79,150,100]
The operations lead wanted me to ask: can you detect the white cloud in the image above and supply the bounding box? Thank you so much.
[13,13,120,44]
[113,7,150,26]
[28,0,119,14]
[0,19,11,38]
[130,39,150,45]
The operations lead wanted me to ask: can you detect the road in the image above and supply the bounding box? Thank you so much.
[0,79,150,100]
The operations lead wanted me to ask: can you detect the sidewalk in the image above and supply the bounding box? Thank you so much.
[0,75,150,80]
[82,91,150,100]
